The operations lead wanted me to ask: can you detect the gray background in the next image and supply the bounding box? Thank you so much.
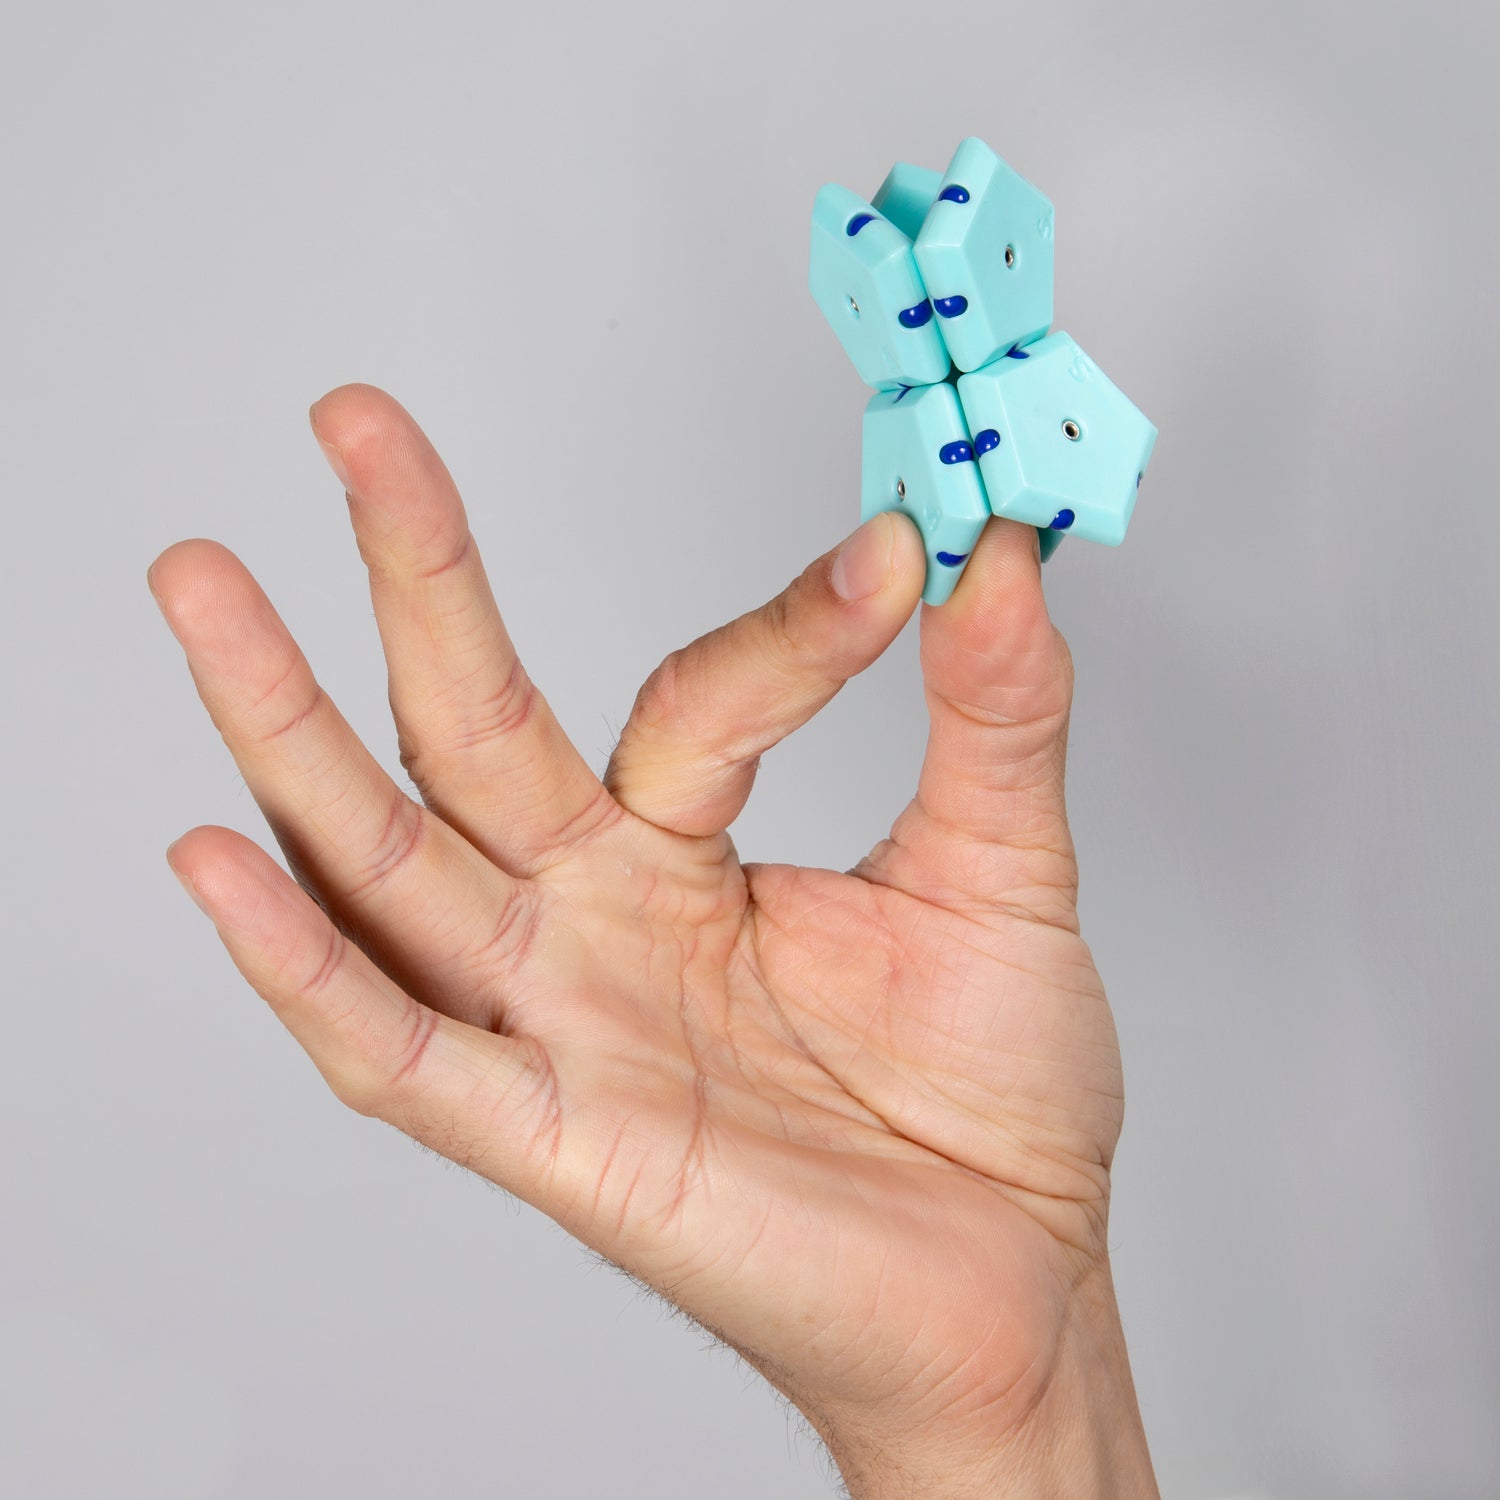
[2,2,1496,1496]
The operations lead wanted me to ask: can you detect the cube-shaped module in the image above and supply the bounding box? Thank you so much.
[914,137,1055,373]
[862,381,990,605]
[956,331,1157,546]
[809,184,952,391]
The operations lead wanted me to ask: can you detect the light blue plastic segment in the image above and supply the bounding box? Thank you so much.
[914,137,1055,372]
[956,331,1157,546]
[871,162,943,242]
[862,382,990,605]
[809,183,952,391]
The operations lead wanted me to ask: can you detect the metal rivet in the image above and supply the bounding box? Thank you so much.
[895,478,906,500]
[848,296,860,317]
[1062,419,1081,441]
[1004,244,1016,268]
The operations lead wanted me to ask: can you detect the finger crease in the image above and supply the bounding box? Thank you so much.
[346,796,427,900]
[409,530,475,585]
[385,1004,440,1093]
[257,683,326,747]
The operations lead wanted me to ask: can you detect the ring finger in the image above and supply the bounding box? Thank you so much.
[148,538,537,1030]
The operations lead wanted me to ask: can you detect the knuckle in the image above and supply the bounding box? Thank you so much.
[629,648,693,740]
[358,511,473,593]
[301,925,348,997]
[400,657,541,791]
[453,656,540,746]
[332,1001,439,1120]
[760,589,805,668]
[252,664,324,746]
[383,1004,441,1096]
[345,793,428,900]
[409,526,474,584]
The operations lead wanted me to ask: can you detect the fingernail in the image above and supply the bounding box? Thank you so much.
[831,516,892,602]
[309,401,354,491]
[316,436,353,492]
[166,842,213,917]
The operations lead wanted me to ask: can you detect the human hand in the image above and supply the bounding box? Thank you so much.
[150,385,1156,1498]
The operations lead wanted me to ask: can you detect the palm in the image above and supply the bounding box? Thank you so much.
[154,386,1124,1457]
[473,815,1120,1418]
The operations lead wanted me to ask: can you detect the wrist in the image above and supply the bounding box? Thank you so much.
[815,1257,1158,1500]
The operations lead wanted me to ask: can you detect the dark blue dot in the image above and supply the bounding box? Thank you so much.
[937,184,970,204]
[974,428,1000,455]
[898,300,933,328]
[846,212,876,236]
[1136,472,1143,487]
[939,441,974,465]
[1004,345,1031,359]
[1050,509,1075,530]
[936,551,969,567]
[934,295,968,318]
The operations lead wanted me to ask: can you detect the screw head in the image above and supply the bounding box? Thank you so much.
[1062,419,1081,441]
[848,295,860,318]
[1004,244,1016,268]
[895,478,906,500]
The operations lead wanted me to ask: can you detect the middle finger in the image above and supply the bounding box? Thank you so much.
[309,385,624,878]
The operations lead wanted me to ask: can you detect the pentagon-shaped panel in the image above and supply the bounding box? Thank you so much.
[914,137,1055,373]
[809,184,952,391]
[956,331,1156,545]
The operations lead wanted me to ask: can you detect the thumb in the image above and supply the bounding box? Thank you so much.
[861,515,1079,920]
[604,510,926,837]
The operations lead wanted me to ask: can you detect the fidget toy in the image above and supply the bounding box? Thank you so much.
[809,137,1157,603]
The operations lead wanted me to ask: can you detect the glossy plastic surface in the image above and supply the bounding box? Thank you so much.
[809,138,1156,592]
[808,183,952,391]
[861,381,989,605]
[871,162,942,243]
[913,137,1055,373]
[956,331,1157,545]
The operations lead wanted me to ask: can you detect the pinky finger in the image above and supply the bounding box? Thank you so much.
[164,826,557,1185]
